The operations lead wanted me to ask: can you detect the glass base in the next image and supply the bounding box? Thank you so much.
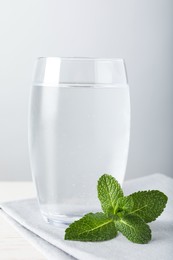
[42,214,82,228]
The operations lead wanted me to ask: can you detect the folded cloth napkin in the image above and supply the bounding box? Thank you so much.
[0,173,173,260]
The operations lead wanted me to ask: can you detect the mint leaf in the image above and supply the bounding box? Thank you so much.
[97,174,123,215]
[65,212,117,241]
[116,196,134,213]
[114,215,151,244]
[127,190,168,223]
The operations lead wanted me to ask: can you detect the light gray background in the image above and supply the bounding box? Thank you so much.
[0,0,172,181]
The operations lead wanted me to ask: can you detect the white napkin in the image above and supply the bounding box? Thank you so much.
[1,173,173,260]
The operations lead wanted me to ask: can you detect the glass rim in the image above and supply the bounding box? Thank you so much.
[33,57,128,86]
[37,57,125,63]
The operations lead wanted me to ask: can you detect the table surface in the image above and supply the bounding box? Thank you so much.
[0,182,45,260]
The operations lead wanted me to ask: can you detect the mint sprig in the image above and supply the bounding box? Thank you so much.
[65,174,168,244]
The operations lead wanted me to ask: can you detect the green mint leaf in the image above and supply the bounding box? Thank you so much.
[97,174,123,215]
[114,214,151,244]
[127,190,168,223]
[115,196,134,216]
[117,196,134,211]
[65,212,117,241]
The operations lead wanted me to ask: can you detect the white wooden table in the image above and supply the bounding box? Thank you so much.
[0,182,45,259]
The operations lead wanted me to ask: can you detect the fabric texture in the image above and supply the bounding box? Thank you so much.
[0,173,173,260]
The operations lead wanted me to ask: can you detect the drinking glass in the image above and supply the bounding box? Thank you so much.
[28,57,130,226]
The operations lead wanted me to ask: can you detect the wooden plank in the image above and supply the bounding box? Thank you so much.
[0,182,45,259]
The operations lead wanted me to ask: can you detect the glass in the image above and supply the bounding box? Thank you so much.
[28,57,130,226]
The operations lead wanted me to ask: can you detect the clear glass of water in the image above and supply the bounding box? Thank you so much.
[28,57,130,226]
